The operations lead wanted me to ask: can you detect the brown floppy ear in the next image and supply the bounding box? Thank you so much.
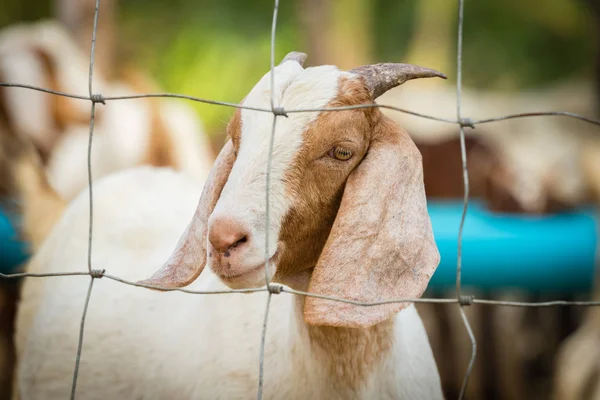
[137,139,236,289]
[304,118,440,328]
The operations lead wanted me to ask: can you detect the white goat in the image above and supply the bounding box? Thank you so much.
[378,79,597,214]
[14,52,445,400]
[0,20,214,202]
[0,20,215,250]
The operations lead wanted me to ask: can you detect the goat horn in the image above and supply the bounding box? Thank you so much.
[280,51,307,67]
[349,63,447,99]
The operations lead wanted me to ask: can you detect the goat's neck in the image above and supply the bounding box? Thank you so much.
[280,271,395,390]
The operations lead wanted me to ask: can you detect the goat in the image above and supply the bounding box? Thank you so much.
[0,20,215,251]
[14,52,445,399]
[0,20,215,399]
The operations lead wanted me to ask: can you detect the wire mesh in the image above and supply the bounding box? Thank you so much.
[1,0,600,399]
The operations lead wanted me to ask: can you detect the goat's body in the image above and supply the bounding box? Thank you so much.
[15,167,442,400]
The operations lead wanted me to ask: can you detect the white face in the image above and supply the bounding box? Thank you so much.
[206,61,351,288]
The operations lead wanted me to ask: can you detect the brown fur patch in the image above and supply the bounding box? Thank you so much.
[15,156,66,251]
[271,77,395,389]
[0,83,18,201]
[34,48,89,161]
[308,319,394,393]
[275,77,373,281]
[38,50,89,128]
[304,115,439,327]
[145,106,178,168]
[227,108,242,152]
[417,136,490,199]
[118,68,179,169]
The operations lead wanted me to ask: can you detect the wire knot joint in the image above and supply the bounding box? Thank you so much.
[90,269,105,279]
[459,295,474,306]
[459,117,475,129]
[272,107,288,118]
[90,94,106,105]
[267,283,283,294]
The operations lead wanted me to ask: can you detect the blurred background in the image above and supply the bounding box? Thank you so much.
[2,0,597,139]
[0,0,599,399]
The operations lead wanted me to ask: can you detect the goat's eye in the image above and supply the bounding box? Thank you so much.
[328,147,353,161]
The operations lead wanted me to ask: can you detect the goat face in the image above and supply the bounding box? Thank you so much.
[140,52,444,328]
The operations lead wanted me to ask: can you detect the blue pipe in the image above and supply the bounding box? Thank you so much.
[0,208,29,274]
[0,202,598,292]
[427,200,598,293]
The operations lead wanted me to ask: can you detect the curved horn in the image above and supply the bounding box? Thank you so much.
[349,63,447,99]
[279,51,307,67]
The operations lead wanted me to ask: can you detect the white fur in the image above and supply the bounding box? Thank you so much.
[210,61,348,280]
[0,20,214,203]
[15,166,443,400]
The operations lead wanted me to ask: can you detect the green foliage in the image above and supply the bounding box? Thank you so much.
[118,0,300,136]
[372,0,419,63]
[0,0,51,28]
[461,0,594,90]
[372,0,594,89]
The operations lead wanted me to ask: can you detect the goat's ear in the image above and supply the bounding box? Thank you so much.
[137,140,236,289]
[304,118,440,328]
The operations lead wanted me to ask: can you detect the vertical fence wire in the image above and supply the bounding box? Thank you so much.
[454,0,477,398]
[0,0,599,399]
[70,277,95,400]
[257,0,282,398]
[71,0,103,398]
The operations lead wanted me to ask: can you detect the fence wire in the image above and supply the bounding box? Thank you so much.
[1,0,600,399]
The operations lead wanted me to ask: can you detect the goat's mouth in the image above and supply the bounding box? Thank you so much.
[214,250,281,289]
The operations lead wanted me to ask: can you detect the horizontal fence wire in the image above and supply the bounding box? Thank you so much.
[3,82,600,127]
[1,0,600,399]
[3,270,600,308]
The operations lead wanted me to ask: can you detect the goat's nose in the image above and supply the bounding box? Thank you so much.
[208,217,250,254]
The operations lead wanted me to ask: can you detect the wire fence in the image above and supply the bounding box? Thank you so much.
[1,0,600,399]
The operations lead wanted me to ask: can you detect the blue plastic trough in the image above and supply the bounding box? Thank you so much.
[0,201,598,292]
[427,200,598,293]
